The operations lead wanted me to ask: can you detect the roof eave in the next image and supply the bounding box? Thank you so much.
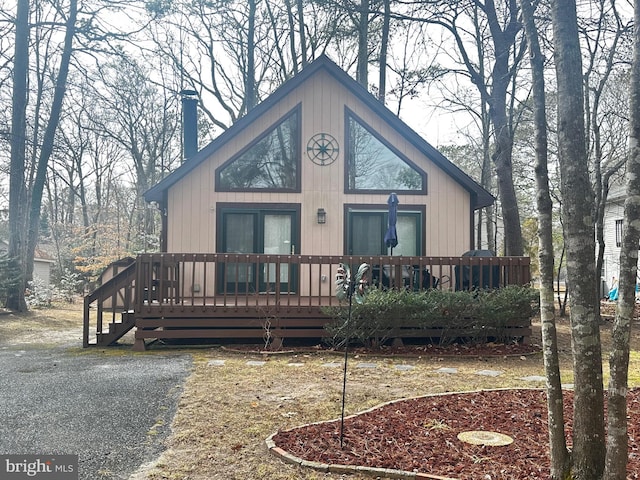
[145,55,494,209]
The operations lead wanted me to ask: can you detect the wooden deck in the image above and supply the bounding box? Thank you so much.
[83,253,531,350]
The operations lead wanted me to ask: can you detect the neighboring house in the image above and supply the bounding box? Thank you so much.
[0,240,55,289]
[145,55,493,259]
[33,246,55,288]
[601,180,633,297]
[85,56,534,350]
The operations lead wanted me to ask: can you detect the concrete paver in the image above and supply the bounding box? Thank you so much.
[475,369,504,377]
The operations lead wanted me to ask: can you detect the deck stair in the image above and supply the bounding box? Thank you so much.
[96,312,136,346]
[83,260,138,348]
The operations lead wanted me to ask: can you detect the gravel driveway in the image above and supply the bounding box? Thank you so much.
[0,343,191,480]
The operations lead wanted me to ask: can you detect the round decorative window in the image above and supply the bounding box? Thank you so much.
[306,133,339,166]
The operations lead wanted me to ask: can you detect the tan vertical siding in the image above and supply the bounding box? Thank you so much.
[167,69,474,259]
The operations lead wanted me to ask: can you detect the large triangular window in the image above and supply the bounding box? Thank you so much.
[217,106,300,191]
[345,109,426,193]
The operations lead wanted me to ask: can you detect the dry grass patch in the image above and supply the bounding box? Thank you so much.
[137,314,640,480]
[0,302,83,347]
[140,349,551,480]
[6,304,640,479]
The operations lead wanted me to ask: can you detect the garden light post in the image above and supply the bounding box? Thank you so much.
[335,262,370,449]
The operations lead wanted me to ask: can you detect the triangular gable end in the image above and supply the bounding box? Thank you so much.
[144,55,493,210]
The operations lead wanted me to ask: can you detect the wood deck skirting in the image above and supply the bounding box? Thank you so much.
[83,253,531,349]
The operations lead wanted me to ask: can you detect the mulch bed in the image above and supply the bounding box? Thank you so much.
[273,388,640,479]
[600,301,640,321]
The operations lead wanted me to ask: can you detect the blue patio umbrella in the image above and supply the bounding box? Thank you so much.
[384,192,399,254]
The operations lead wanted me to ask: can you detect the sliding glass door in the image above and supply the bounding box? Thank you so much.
[219,208,298,293]
[348,210,421,256]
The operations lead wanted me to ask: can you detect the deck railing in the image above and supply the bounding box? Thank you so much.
[84,253,530,347]
[134,253,531,313]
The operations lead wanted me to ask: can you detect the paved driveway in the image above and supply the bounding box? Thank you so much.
[0,345,191,479]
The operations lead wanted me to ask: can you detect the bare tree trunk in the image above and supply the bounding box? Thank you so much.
[430,0,525,256]
[595,174,609,301]
[520,0,570,476]
[595,163,625,299]
[6,0,30,312]
[588,9,628,321]
[283,0,298,74]
[356,0,369,88]
[25,0,77,291]
[556,244,568,317]
[378,0,390,103]
[480,107,494,251]
[470,5,495,253]
[246,0,257,112]
[266,0,290,80]
[603,1,640,477]
[551,0,605,477]
[490,47,523,256]
[592,88,607,306]
[296,0,307,67]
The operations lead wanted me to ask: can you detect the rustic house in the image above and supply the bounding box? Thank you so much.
[83,55,530,350]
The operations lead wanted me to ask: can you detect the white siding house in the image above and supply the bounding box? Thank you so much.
[0,240,55,289]
[601,181,632,296]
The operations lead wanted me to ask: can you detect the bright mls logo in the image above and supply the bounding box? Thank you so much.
[1,455,78,479]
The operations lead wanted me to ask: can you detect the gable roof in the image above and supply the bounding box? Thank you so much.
[144,55,494,210]
[0,239,55,262]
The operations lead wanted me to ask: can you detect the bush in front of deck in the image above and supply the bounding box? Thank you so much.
[322,286,539,348]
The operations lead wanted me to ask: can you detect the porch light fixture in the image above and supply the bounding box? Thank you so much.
[317,208,327,224]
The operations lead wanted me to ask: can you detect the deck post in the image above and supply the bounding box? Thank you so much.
[132,337,146,352]
[83,295,90,348]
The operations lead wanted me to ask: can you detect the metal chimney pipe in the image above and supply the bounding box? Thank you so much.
[181,89,198,161]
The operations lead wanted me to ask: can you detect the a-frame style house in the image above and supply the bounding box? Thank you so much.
[84,55,530,350]
[145,55,493,258]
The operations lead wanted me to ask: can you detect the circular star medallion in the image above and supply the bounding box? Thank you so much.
[306,133,339,166]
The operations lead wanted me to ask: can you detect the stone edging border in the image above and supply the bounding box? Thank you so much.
[221,345,542,359]
[265,387,543,480]
[265,433,457,479]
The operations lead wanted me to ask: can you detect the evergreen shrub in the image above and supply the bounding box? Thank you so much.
[322,285,539,348]
[0,254,22,308]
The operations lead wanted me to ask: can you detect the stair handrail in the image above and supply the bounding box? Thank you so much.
[85,262,137,304]
[83,261,138,347]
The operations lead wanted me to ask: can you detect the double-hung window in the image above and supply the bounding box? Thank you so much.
[616,219,623,247]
